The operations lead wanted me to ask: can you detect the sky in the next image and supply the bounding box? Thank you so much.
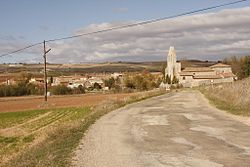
[0,0,250,63]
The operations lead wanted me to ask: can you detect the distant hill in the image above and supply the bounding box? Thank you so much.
[0,60,217,76]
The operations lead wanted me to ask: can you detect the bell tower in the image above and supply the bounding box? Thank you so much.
[166,46,176,81]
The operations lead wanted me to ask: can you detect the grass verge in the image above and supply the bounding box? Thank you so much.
[1,90,165,167]
[199,77,250,116]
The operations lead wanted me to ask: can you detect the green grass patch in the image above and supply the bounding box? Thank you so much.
[0,109,48,128]
[0,136,19,144]
[22,135,35,143]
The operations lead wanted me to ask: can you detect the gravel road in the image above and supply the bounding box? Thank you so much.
[73,90,250,167]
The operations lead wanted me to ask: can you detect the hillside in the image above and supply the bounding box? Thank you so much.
[0,60,216,77]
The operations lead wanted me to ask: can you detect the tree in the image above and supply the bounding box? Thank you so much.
[72,85,85,94]
[104,77,115,89]
[161,63,167,83]
[172,75,179,84]
[165,74,171,84]
[124,75,135,89]
[51,85,72,95]
[49,76,53,85]
[18,72,32,84]
[161,62,167,77]
[241,56,250,78]
[93,82,101,90]
[223,55,250,79]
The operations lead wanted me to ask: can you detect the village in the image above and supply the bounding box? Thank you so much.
[1,1,250,166]
[0,67,163,96]
[0,46,238,97]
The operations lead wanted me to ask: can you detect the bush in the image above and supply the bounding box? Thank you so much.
[0,83,43,97]
[74,85,85,94]
[104,77,115,89]
[50,85,72,95]
[124,72,161,91]
[93,82,101,90]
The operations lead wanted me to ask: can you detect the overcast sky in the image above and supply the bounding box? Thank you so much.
[0,0,250,63]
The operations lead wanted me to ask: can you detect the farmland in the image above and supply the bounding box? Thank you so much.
[0,93,137,112]
[0,62,164,76]
[0,90,165,167]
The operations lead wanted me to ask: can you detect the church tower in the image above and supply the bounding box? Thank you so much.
[165,46,181,83]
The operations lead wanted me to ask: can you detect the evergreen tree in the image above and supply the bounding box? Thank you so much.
[166,74,171,84]
[172,75,179,84]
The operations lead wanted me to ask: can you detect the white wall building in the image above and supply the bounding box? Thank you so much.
[165,46,236,87]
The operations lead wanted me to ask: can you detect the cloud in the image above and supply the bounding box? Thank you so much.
[1,7,250,63]
[0,35,42,63]
[46,7,250,63]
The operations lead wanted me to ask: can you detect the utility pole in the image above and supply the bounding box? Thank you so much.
[43,40,51,102]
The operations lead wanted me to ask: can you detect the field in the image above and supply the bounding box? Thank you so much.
[0,93,137,112]
[0,62,163,76]
[0,90,165,167]
[199,77,250,116]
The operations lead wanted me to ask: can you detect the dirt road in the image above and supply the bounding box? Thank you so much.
[73,91,250,167]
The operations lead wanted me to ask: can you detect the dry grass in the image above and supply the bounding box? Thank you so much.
[200,77,250,116]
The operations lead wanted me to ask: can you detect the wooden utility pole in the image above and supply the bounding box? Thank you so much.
[43,40,51,102]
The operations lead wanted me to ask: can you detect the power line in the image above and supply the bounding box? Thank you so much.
[0,0,248,58]
[46,0,248,43]
[0,42,43,58]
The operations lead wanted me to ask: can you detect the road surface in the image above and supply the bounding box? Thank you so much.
[73,91,250,167]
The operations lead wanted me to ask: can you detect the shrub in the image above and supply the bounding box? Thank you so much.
[71,85,85,94]
[104,77,115,89]
[93,82,101,90]
[50,85,72,95]
[124,72,160,91]
[0,83,43,97]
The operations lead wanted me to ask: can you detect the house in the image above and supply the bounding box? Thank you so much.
[0,78,16,85]
[165,46,236,87]
[51,75,105,89]
[84,77,104,88]
[52,76,86,87]
[29,78,45,85]
[68,81,85,89]
[111,72,123,79]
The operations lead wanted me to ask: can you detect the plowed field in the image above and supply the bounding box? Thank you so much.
[0,93,136,112]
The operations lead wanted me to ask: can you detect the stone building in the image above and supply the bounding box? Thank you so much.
[165,46,181,82]
[165,46,236,87]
